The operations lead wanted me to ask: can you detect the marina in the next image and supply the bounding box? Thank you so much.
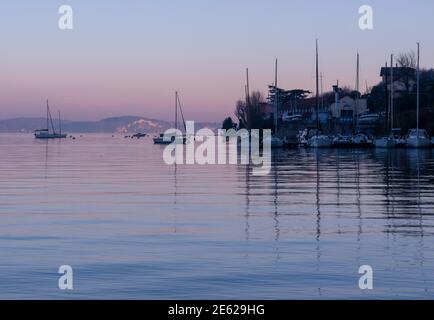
[233,41,433,150]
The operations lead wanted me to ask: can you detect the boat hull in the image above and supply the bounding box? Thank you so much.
[308,135,332,148]
[332,136,352,148]
[352,133,374,148]
[374,137,396,148]
[153,138,172,145]
[34,133,67,139]
[271,137,284,148]
[406,137,431,148]
[153,135,187,145]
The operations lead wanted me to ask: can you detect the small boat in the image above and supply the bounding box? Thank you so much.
[374,136,396,148]
[352,132,373,147]
[358,113,380,125]
[152,133,166,144]
[394,136,407,147]
[406,129,431,148]
[271,136,284,148]
[153,132,185,144]
[153,133,172,144]
[333,134,353,147]
[132,133,146,139]
[297,129,309,147]
[153,91,187,145]
[34,129,66,139]
[282,112,303,123]
[34,100,67,139]
[308,134,332,148]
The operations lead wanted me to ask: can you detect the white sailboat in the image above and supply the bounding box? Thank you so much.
[353,52,374,147]
[308,39,332,148]
[153,91,187,144]
[34,100,67,139]
[406,43,431,148]
[407,129,430,148]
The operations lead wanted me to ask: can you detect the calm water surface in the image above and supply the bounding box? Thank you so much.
[0,134,433,299]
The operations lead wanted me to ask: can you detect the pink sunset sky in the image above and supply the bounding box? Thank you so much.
[1,0,433,122]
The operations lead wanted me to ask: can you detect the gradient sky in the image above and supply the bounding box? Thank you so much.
[1,0,434,122]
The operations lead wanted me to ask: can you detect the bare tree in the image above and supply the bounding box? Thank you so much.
[396,51,416,69]
[234,91,265,130]
[235,100,247,129]
[396,51,417,94]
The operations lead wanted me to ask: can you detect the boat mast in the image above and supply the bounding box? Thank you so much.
[175,91,178,131]
[320,72,324,110]
[274,58,278,135]
[176,93,187,132]
[46,100,49,130]
[334,80,339,118]
[355,52,359,131]
[315,39,320,133]
[47,100,56,134]
[390,54,394,134]
[416,42,420,134]
[246,68,250,130]
[58,111,62,135]
[384,61,389,134]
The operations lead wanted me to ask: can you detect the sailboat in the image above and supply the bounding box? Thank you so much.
[34,100,67,139]
[406,43,431,148]
[153,91,187,144]
[375,55,397,148]
[271,58,284,148]
[352,53,373,147]
[308,39,332,148]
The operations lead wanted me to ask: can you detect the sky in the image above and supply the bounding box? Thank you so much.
[0,0,434,122]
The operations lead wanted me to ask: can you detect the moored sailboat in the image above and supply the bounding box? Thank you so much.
[153,91,187,144]
[407,129,430,148]
[308,39,332,148]
[34,100,67,139]
[375,56,398,148]
[406,43,431,148]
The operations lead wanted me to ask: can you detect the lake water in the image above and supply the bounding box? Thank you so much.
[0,133,433,299]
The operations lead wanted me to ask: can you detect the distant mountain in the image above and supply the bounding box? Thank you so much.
[0,116,219,133]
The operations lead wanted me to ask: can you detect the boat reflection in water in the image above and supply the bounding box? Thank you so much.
[237,146,433,298]
[1,135,434,299]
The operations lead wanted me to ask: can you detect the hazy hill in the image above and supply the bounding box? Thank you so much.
[0,116,219,133]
